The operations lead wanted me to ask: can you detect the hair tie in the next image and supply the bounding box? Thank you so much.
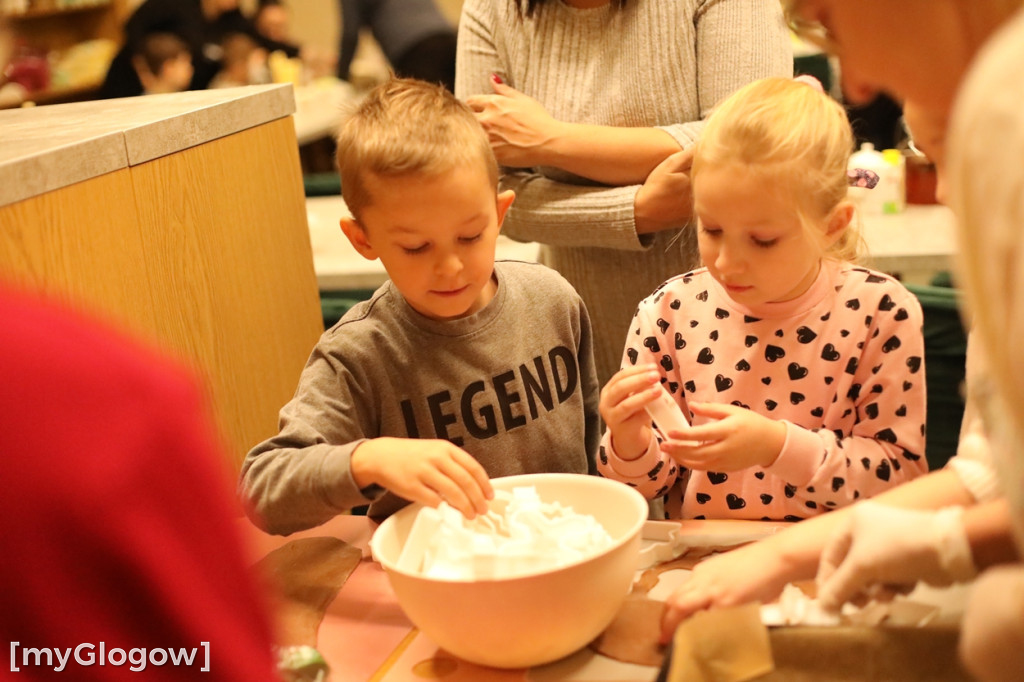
[847,168,880,189]
[793,74,825,94]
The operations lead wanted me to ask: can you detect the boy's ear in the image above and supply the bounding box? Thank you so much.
[496,190,515,231]
[825,201,854,245]
[340,217,378,260]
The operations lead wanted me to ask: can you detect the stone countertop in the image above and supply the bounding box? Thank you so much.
[0,84,295,208]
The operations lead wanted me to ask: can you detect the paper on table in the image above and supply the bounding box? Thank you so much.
[666,603,774,682]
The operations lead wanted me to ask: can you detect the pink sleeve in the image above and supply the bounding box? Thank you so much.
[767,285,929,507]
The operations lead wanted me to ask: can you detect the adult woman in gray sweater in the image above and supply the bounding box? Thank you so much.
[455,0,792,385]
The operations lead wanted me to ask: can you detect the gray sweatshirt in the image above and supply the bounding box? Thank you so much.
[240,260,600,533]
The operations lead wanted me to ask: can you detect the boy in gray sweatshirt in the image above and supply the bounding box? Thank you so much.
[240,79,599,533]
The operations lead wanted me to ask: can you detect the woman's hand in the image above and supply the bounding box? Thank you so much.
[465,76,563,168]
[634,147,695,234]
[599,364,662,461]
[660,401,786,471]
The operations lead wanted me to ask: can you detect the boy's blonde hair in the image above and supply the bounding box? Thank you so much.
[335,78,498,222]
[693,77,861,262]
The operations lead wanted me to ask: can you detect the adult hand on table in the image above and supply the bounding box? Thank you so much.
[816,501,977,611]
[660,540,792,643]
[465,75,562,168]
[351,437,494,519]
[634,147,694,234]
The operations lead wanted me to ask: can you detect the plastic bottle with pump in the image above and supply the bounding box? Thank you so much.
[880,148,906,214]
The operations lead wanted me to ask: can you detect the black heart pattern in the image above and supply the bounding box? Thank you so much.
[697,348,715,364]
[788,362,809,380]
[882,336,902,353]
[875,428,898,443]
[796,326,817,343]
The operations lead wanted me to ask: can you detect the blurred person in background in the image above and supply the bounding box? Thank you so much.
[133,32,194,95]
[338,0,457,91]
[99,0,298,98]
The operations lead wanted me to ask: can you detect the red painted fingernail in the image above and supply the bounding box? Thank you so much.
[491,73,503,84]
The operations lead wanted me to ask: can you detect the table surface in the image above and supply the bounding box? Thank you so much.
[307,197,958,292]
[239,515,790,682]
[240,513,975,681]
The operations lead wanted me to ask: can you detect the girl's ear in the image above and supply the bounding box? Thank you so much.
[340,217,378,260]
[496,190,515,232]
[825,201,855,245]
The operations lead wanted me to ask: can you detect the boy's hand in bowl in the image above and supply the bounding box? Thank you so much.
[351,437,493,518]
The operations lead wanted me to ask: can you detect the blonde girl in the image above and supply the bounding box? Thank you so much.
[598,77,928,521]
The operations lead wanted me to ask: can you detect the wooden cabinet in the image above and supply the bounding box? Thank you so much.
[0,85,324,468]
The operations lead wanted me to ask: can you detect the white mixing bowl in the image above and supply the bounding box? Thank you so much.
[370,473,648,669]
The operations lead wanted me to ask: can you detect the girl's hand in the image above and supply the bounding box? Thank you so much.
[660,541,791,643]
[660,402,786,471]
[599,364,662,461]
[465,77,563,168]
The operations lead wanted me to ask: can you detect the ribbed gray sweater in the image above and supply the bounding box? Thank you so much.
[456,0,792,383]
